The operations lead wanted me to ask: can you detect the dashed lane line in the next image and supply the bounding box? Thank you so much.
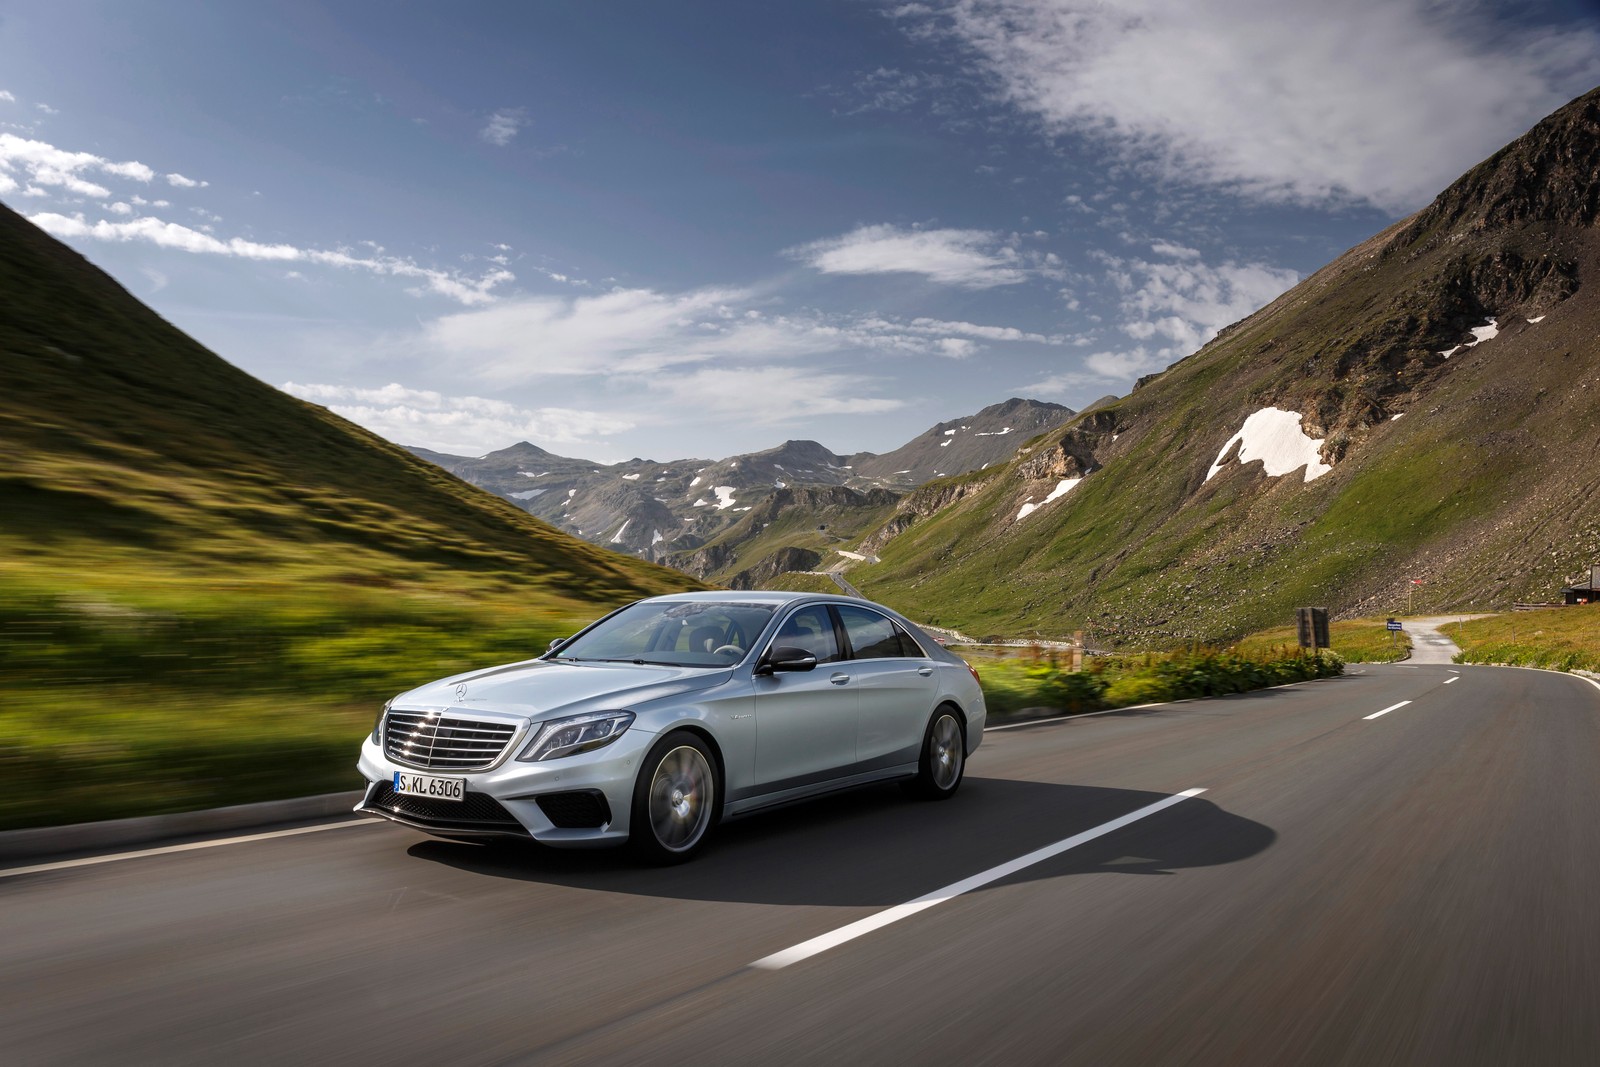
[750,787,1208,970]
[1364,701,1413,721]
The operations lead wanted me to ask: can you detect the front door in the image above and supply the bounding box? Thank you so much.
[752,604,858,791]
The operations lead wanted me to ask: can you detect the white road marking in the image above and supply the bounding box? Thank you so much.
[0,820,366,880]
[1443,677,1459,685]
[1364,701,1412,720]
[750,787,1207,970]
[1483,664,1600,693]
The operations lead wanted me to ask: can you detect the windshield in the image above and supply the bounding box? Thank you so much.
[552,601,777,668]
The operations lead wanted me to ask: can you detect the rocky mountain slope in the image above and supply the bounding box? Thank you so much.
[0,200,695,607]
[847,87,1600,645]
[409,398,1073,581]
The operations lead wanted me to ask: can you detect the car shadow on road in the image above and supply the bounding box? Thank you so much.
[406,778,1274,907]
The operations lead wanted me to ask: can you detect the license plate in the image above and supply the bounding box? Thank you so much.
[392,771,465,802]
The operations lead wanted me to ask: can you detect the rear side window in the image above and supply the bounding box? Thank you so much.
[837,605,920,660]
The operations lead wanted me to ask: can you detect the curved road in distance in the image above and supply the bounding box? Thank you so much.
[4,664,1600,1065]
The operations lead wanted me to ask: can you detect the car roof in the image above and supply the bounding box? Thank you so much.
[640,589,832,606]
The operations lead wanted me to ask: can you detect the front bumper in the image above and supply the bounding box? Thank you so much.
[355,726,654,847]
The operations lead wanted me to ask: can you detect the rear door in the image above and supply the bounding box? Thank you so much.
[836,604,940,771]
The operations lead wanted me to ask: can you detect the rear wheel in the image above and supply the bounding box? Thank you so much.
[907,707,965,800]
[630,731,718,863]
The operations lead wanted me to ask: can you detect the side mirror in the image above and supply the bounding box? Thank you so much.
[547,637,567,652]
[756,645,819,675]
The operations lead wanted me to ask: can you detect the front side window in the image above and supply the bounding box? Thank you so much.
[770,605,841,664]
[836,604,920,659]
[553,601,775,667]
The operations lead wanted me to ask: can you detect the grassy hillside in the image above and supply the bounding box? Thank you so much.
[850,89,1600,647]
[0,203,693,604]
[0,202,701,829]
[1444,607,1600,672]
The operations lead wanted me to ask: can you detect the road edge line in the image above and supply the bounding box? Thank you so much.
[0,820,367,880]
[0,790,365,864]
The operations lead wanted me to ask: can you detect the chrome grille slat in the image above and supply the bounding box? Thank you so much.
[383,711,519,770]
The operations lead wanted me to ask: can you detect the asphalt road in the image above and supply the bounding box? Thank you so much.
[5,663,1600,1066]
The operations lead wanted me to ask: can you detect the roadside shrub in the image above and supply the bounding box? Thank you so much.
[977,646,1341,719]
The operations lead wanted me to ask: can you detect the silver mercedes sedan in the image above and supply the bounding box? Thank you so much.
[355,590,985,861]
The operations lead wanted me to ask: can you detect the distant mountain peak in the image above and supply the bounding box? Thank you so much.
[976,397,1070,418]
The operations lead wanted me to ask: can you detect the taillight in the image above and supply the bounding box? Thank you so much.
[967,663,981,685]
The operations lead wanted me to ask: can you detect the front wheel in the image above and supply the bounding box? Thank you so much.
[630,731,719,863]
[906,707,966,800]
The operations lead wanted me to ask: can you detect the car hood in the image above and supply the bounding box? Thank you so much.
[394,658,731,722]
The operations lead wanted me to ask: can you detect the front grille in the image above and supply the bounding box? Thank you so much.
[383,709,518,770]
[536,790,612,829]
[367,781,527,834]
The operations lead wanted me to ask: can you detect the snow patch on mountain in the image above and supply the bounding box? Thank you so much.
[1441,317,1499,359]
[1016,477,1083,521]
[713,486,737,510]
[610,520,630,544]
[1206,408,1331,483]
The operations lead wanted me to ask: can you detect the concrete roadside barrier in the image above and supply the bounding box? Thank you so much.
[0,790,365,864]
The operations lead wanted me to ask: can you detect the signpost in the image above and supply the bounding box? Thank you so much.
[1297,607,1330,650]
[1386,617,1402,650]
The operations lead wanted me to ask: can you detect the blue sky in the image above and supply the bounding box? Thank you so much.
[3,0,1597,462]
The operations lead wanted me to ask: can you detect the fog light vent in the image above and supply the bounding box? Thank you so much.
[536,790,612,828]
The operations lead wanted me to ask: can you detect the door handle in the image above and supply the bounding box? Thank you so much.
[830,673,850,685]
[917,667,934,676]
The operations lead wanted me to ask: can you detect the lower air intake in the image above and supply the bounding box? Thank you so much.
[536,790,612,829]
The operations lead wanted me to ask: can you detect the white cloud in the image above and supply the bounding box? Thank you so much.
[480,108,525,147]
[0,91,15,103]
[35,102,57,115]
[1022,248,1297,396]
[166,172,207,188]
[1112,255,1298,355]
[29,211,514,306]
[0,133,156,198]
[787,224,1031,287]
[425,286,772,378]
[919,0,1600,211]
[652,366,904,422]
[425,284,1061,383]
[282,381,634,456]
[901,316,1059,344]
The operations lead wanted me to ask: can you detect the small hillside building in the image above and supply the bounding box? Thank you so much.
[1561,565,1600,606]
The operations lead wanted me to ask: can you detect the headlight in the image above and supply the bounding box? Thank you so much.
[371,700,392,743]
[517,711,635,762]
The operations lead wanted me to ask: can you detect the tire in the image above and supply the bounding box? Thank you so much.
[906,706,966,800]
[630,731,719,863]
